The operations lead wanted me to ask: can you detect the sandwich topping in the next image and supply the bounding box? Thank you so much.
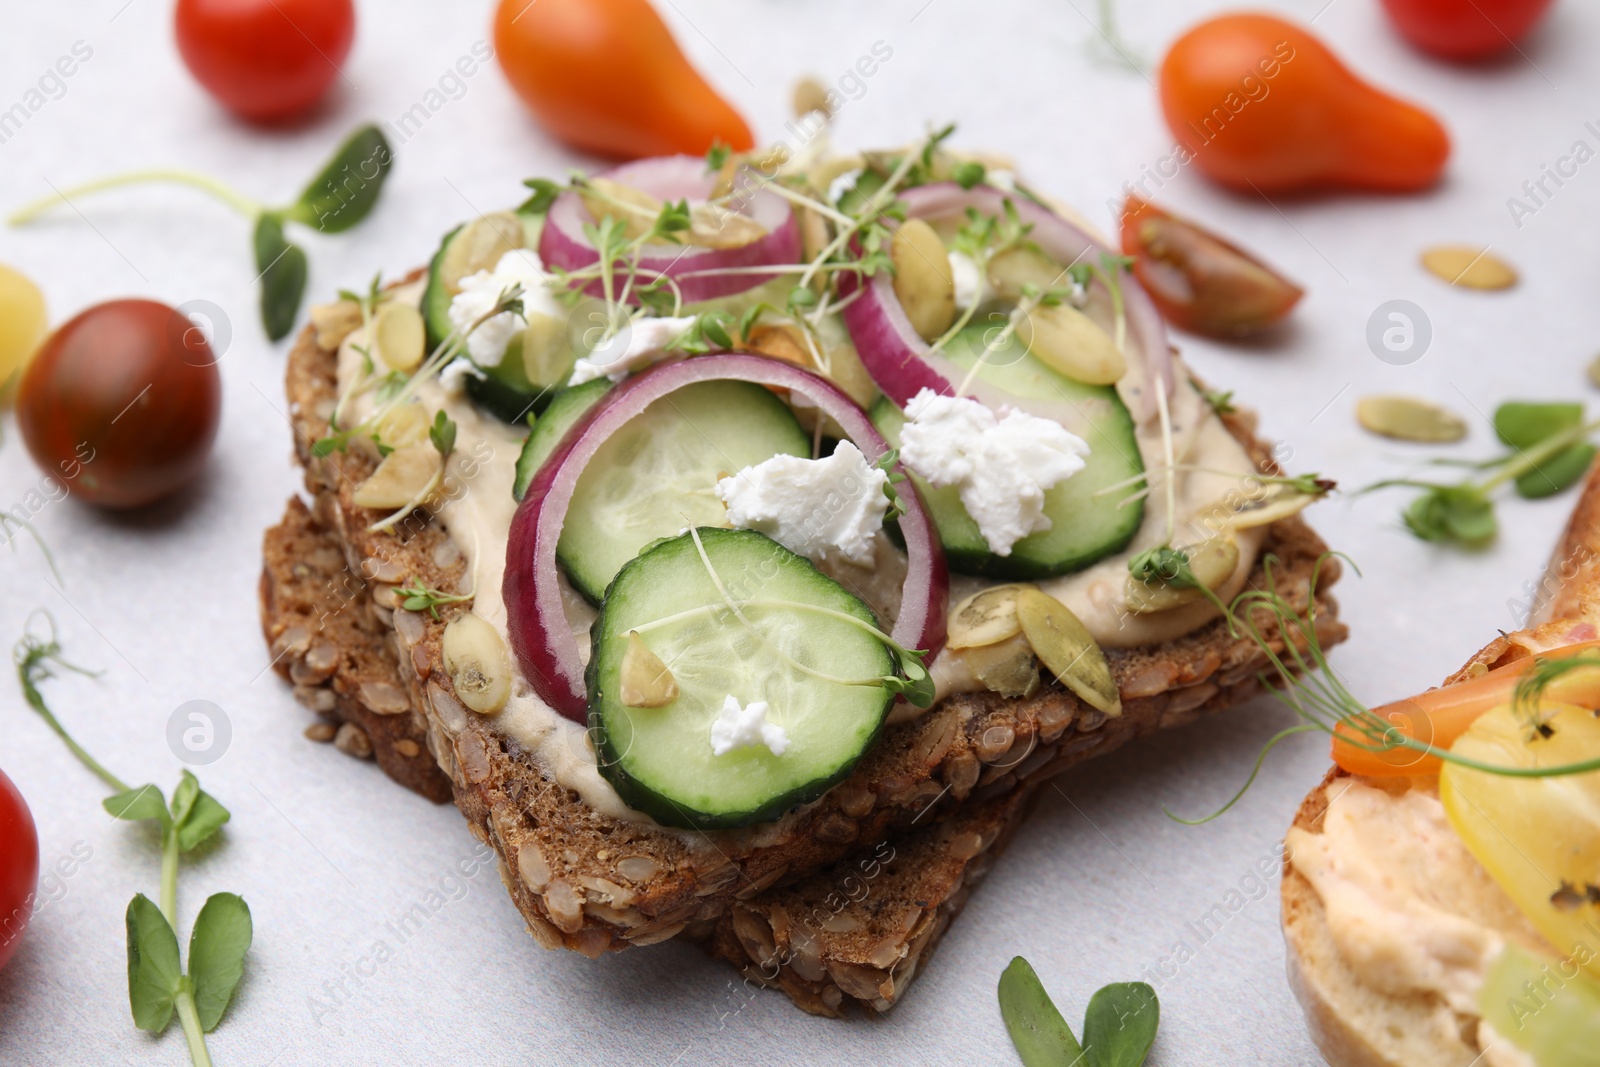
[322,126,1318,831]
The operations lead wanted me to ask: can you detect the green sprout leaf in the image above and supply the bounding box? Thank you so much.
[1127,545,1197,589]
[187,893,253,1032]
[253,213,308,341]
[1201,389,1236,416]
[126,894,183,1033]
[1494,401,1583,450]
[518,177,564,215]
[1401,483,1496,546]
[1517,442,1596,499]
[286,124,394,234]
[952,160,986,190]
[175,788,231,854]
[104,784,169,824]
[705,141,731,172]
[998,957,1087,1066]
[430,409,457,458]
[1082,982,1160,1067]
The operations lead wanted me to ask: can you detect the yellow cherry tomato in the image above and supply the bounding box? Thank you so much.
[1441,700,1600,981]
[0,265,47,385]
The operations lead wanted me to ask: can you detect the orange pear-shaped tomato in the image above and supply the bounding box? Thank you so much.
[493,0,754,160]
[1159,14,1450,193]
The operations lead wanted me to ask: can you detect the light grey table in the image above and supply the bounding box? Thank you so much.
[1,0,1595,1062]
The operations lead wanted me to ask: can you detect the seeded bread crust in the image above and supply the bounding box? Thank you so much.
[273,299,1346,963]
[261,492,1042,1014]
[1280,456,1600,1065]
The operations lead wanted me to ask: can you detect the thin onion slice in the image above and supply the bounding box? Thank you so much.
[539,156,801,306]
[505,353,949,722]
[838,182,1174,421]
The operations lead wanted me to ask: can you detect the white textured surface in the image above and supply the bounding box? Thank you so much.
[1,0,1597,1063]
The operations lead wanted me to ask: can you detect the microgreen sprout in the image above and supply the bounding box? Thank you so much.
[395,577,473,620]
[1365,403,1600,548]
[10,124,393,340]
[998,957,1159,1067]
[16,614,251,1067]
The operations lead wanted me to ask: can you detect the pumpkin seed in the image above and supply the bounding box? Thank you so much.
[1014,589,1120,717]
[1016,302,1126,385]
[579,178,662,240]
[1356,395,1468,443]
[742,322,813,368]
[1421,245,1517,290]
[1588,354,1600,390]
[687,201,767,250]
[371,400,430,450]
[947,586,1026,650]
[792,76,832,119]
[352,444,442,509]
[986,247,1063,301]
[619,631,679,708]
[372,301,425,373]
[1125,536,1240,614]
[891,218,956,342]
[442,613,512,715]
[962,633,1040,699]
[1205,482,1323,531]
[521,311,576,386]
[438,211,523,293]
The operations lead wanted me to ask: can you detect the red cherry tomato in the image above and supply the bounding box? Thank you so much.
[1120,196,1303,337]
[1379,0,1555,59]
[493,0,754,159]
[0,768,39,974]
[175,0,355,122]
[17,300,222,509]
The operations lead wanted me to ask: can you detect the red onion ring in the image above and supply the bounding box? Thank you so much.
[505,353,949,722]
[539,156,801,306]
[839,182,1174,421]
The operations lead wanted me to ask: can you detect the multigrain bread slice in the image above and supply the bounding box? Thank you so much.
[1280,457,1600,1066]
[274,310,1346,959]
[261,492,1039,1014]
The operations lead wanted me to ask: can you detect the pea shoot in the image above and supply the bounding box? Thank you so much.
[998,957,1160,1067]
[16,614,251,1067]
[10,124,394,341]
[1367,400,1600,548]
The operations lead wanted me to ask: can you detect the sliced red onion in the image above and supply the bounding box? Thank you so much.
[539,156,801,306]
[505,353,949,722]
[839,182,1174,421]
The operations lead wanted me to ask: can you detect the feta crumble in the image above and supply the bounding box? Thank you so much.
[447,249,565,368]
[899,388,1090,556]
[709,696,788,757]
[717,441,889,566]
[948,250,982,310]
[567,314,698,386]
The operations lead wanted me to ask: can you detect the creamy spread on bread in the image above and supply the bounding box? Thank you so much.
[333,239,1267,825]
[1286,777,1554,1060]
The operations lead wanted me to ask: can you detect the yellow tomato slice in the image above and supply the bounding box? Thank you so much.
[1441,701,1600,981]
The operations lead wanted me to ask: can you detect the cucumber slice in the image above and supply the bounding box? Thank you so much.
[422,211,565,424]
[513,379,613,501]
[870,325,1144,579]
[558,380,810,602]
[589,528,894,829]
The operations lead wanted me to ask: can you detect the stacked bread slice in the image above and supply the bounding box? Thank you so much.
[260,302,1346,1015]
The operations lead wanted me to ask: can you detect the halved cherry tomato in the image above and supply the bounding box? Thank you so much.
[0,768,39,974]
[1333,641,1600,776]
[493,0,754,159]
[175,0,355,122]
[1159,14,1450,193]
[1380,0,1555,60]
[16,300,222,509]
[1120,196,1302,337]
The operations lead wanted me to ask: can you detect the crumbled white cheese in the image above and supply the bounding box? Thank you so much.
[709,696,788,757]
[448,249,565,368]
[948,250,981,310]
[986,168,1017,192]
[717,442,889,566]
[900,388,1089,556]
[567,315,698,385]
[827,168,864,205]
